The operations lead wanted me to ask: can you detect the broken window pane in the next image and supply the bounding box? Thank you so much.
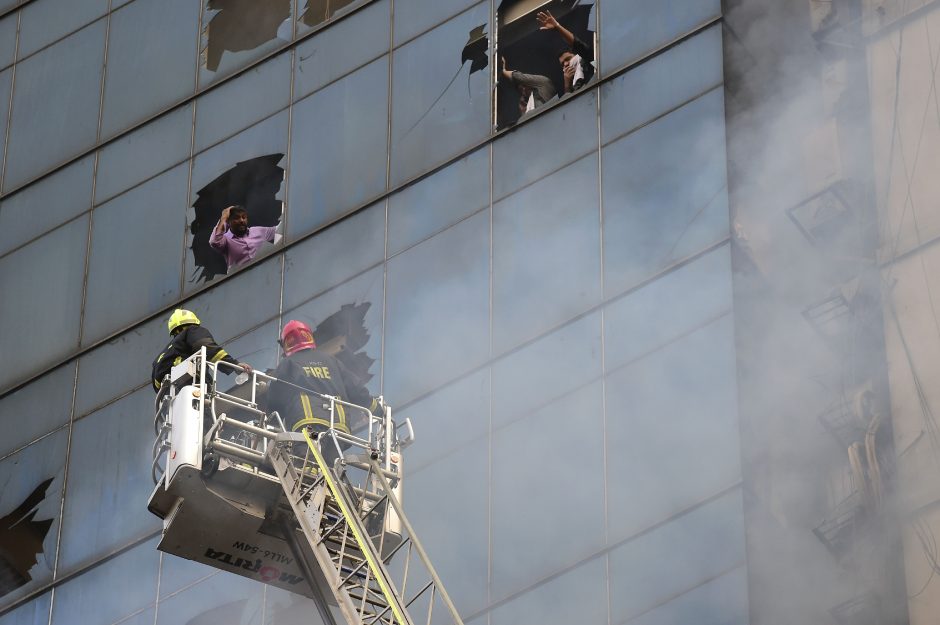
[492,154,601,352]
[390,2,490,185]
[187,113,287,289]
[195,53,290,152]
[50,538,159,625]
[387,146,488,256]
[200,0,292,87]
[81,164,188,347]
[100,0,200,141]
[4,21,105,191]
[57,388,161,576]
[292,0,389,101]
[0,362,73,458]
[600,25,723,145]
[496,0,595,129]
[602,90,729,296]
[0,429,69,609]
[600,0,720,72]
[17,0,108,60]
[384,210,489,404]
[285,266,385,400]
[0,216,87,392]
[287,56,388,239]
[297,0,365,32]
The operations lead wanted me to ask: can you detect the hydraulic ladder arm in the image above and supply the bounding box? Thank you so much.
[148,349,465,625]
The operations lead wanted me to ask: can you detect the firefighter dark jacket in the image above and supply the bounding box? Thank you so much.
[151,325,238,391]
[264,348,382,434]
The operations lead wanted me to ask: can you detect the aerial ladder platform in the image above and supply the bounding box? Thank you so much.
[147,349,464,625]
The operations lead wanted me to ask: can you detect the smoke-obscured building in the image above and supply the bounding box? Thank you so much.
[3,0,932,624]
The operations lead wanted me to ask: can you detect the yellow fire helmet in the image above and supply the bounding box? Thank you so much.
[167,309,201,334]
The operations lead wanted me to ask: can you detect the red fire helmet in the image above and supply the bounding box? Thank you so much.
[280,320,316,356]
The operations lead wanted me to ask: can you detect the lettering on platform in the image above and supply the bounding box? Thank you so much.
[204,546,304,585]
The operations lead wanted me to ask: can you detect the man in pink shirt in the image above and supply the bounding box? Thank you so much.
[209,205,278,271]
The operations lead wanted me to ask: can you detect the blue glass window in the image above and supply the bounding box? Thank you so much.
[387,147,489,257]
[605,316,741,542]
[57,389,161,575]
[600,0,720,73]
[0,429,69,609]
[600,26,723,144]
[0,216,87,391]
[4,22,105,191]
[602,91,729,297]
[82,164,188,347]
[384,211,489,404]
[608,489,745,622]
[492,154,601,352]
[0,363,73,458]
[100,0,200,140]
[283,202,385,311]
[491,382,605,598]
[50,537,159,625]
[390,2,490,186]
[0,156,94,257]
[287,56,388,239]
[94,104,193,206]
[293,0,390,101]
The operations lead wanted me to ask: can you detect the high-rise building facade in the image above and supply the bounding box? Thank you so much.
[0,2,744,625]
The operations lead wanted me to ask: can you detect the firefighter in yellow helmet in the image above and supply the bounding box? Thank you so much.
[151,309,251,392]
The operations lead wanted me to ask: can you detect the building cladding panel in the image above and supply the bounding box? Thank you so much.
[0,2,742,625]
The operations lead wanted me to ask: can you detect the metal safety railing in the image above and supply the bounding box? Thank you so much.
[150,348,460,625]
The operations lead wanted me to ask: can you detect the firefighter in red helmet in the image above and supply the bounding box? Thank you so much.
[264,320,384,466]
